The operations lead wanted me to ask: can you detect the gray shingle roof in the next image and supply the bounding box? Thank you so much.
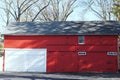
[3,21,120,35]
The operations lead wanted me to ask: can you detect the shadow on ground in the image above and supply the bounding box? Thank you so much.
[0,72,120,80]
[54,72,120,78]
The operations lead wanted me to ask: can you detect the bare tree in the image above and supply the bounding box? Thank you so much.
[0,0,50,25]
[33,0,77,21]
[32,0,50,22]
[83,0,114,21]
[0,0,11,26]
[112,0,120,21]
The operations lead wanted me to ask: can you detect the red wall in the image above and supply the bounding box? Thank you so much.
[4,35,118,72]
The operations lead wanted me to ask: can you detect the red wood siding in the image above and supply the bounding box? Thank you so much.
[47,51,78,72]
[78,52,117,72]
[4,35,118,72]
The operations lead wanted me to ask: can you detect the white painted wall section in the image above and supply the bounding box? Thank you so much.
[0,56,3,71]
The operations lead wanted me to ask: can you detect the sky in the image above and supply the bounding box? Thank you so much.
[0,0,100,34]
[67,6,100,21]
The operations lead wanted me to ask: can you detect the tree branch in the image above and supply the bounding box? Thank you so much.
[21,0,39,15]
[32,1,50,22]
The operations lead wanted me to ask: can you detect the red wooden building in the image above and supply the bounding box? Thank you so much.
[2,21,120,72]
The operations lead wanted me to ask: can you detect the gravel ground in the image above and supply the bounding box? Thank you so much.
[0,72,120,80]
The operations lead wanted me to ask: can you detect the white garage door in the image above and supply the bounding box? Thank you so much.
[5,48,46,72]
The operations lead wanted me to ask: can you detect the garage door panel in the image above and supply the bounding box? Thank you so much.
[5,48,46,72]
[25,54,46,72]
[5,51,26,72]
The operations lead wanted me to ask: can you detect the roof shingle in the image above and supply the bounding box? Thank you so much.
[3,21,120,35]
